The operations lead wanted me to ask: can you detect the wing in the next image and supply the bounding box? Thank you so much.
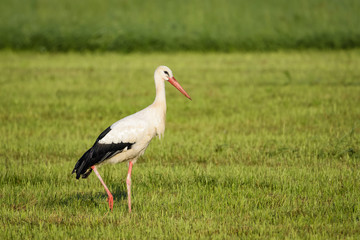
[72,107,156,179]
[72,126,135,179]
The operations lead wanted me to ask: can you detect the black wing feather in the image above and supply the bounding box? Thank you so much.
[72,126,134,179]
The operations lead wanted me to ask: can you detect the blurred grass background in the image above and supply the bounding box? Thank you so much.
[0,0,359,52]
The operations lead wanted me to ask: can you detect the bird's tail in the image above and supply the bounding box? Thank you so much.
[72,148,93,179]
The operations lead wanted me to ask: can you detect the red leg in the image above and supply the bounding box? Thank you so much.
[91,166,113,211]
[126,161,133,213]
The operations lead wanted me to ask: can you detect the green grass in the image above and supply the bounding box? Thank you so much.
[0,0,359,51]
[1,50,360,239]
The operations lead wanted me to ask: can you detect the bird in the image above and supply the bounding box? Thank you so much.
[72,66,191,212]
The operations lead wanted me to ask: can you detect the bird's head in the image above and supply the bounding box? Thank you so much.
[155,65,192,100]
[156,65,173,81]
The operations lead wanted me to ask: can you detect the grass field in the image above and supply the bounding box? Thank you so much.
[1,50,360,239]
[1,0,360,51]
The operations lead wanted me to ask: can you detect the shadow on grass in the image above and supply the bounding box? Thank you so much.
[110,185,128,201]
[43,185,128,209]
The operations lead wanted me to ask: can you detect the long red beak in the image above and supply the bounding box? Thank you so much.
[168,77,192,100]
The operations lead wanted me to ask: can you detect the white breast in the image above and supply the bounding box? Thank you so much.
[98,104,165,164]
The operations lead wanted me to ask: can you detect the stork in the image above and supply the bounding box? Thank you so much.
[72,66,191,212]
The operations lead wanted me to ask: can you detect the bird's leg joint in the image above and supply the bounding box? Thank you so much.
[126,174,131,186]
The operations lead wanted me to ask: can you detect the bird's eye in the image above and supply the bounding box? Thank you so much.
[164,71,169,76]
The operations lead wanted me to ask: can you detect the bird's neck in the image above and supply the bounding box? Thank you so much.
[152,76,167,138]
[153,76,167,111]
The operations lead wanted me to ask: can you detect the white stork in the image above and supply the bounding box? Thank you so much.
[72,66,191,212]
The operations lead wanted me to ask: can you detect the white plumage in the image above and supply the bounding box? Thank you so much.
[72,66,191,212]
[100,105,164,164]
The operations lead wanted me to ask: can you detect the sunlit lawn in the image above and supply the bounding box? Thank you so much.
[1,50,360,239]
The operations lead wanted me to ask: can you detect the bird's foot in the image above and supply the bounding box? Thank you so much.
[107,194,114,211]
